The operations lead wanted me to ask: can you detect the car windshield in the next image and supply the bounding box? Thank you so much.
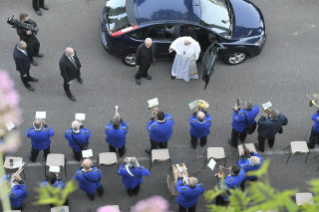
[106,0,131,32]
[199,0,231,38]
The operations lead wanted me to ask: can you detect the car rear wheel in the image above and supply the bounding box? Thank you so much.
[122,53,136,66]
[224,52,247,65]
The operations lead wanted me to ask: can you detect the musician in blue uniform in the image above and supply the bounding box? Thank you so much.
[0,173,28,210]
[118,157,150,196]
[145,109,174,154]
[25,119,54,162]
[64,120,92,161]
[308,110,319,148]
[216,165,245,206]
[105,114,128,157]
[189,111,212,148]
[176,173,204,212]
[74,158,104,200]
[228,101,259,147]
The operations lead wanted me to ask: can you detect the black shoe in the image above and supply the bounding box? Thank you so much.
[254,143,264,152]
[145,148,151,154]
[228,139,237,148]
[20,203,25,211]
[144,75,152,80]
[30,78,38,82]
[68,95,76,102]
[26,86,35,92]
[136,79,141,85]
[40,5,49,10]
[31,60,38,66]
[34,53,44,57]
[171,76,176,80]
[35,10,42,16]
[77,77,83,84]
[28,153,35,162]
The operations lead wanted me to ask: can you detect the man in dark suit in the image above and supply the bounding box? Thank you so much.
[17,13,43,66]
[59,47,83,102]
[32,0,49,16]
[135,38,157,85]
[13,41,38,91]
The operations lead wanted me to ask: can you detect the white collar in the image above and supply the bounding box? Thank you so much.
[157,118,166,123]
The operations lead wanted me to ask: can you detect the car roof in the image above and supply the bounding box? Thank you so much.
[134,0,200,25]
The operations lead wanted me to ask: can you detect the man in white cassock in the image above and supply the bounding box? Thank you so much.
[169,36,201,82]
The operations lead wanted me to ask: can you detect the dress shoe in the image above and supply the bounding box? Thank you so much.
[144,148,151,154]
[40,5,49,10]
[68,95,76,102]
[27,86,35,92]
[136,79,141,85]
[144,75,152,80]
[35,53,44,57]
[20,203,25,211]
[77,77,83,84]
[254,143,264,152]
[35,10,42,16]
[31,60,38,66]
[30,78,38,82]
[228,139,237,148]
[171,75,176,80]
[72,154,77,160]
[28,153,35,162]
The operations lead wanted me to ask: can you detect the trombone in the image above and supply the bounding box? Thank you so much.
[307,93,319,109]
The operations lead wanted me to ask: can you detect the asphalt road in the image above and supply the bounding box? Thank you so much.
[1,0,319,211]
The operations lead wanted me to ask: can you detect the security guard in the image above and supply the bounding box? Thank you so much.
[189,111,212,148]
[74,159,104,200]
[25,119,54,162]
[228,101,259,147]
[105,114,128,157]
[308,110,319,148]
[145,109,174,154]
[118,157,150,196]
[216,165,245,206]
[64,120,91,161]
[0,173,28,210]
[176,173,204,212]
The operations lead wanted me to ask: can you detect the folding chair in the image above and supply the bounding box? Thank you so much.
[51,206,70,212]
[237,143,257,156]
[4,210,21,212]
[295,192,314,206]
[4,157,26,180]
[150,149,170,171]
[98,152,118,168]
[110,205,120,211]
[166,175,177,201]
[285,141,310,164]
[46,153,67,178]
[203,147,226,169]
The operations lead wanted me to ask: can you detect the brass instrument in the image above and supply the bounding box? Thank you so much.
[262,101,272,115]
[242,143,251,161]
[233,98,244,110]
[307,93,319,109]
[147,98,159,115]
[196,99,209,112]
[115,105,119,116]
[10,162,25,183]
[215,166,227,178]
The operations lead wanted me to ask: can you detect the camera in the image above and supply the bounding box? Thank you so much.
[7,15,39,36]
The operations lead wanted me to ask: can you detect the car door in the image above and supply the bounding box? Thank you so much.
[201,41,221,76]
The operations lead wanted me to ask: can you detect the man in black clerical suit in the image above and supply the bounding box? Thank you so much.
[13,41,38,92]
[59,47,83,102]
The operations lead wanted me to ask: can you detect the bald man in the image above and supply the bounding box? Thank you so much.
[74,159,104,200]
[135,38,157,85]
[189,110,212,148]
[64,120,92,161]
[59,47,83,102]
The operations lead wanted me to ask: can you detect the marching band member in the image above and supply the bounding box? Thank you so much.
[189,110,212,148]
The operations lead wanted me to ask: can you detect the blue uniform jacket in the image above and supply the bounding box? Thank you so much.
[147,113,174,143]
[39,180,66,189]
[117,164,150,189]
[105,121,128,148]
[312,112,319,132]
[232,105,259,132]
[74,167,102,194]
[176,178,205,208]
[257,113,288,139]
[25,125,54,150]
[189,113,212,138]
[1,175,28,208]
[64,127,91,153]
[219,169,245,201]
[238,152,264,180]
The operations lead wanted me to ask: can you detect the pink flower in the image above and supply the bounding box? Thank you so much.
[131,196,170,212]
[96,206,120,212]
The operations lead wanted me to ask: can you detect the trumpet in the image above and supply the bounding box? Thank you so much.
[233,98,244,110]
[262,101,272,115]
[215,166,227,178]
[10,162,25,183]
[115,105,119,116]
[307,93,319,109]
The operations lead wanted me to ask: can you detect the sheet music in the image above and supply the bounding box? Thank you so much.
[49,166,60,173]
[207,158,217,171]
[5,121,15,131]
[75,113,86,121]
[35,111,46,119]
[13,160,22,168]
[262,101,272,110]
[188,100,199,110]
[82,149,93,158]
[147,98,159,108]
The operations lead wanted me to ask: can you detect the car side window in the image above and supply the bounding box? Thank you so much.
[129,27,148,40]
[146,25,176,41]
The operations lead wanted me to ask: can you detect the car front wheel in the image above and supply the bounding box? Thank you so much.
[224,52,247,65]
[122,53,136,66]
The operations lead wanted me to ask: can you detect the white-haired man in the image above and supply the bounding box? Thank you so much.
[169,36,201,82]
